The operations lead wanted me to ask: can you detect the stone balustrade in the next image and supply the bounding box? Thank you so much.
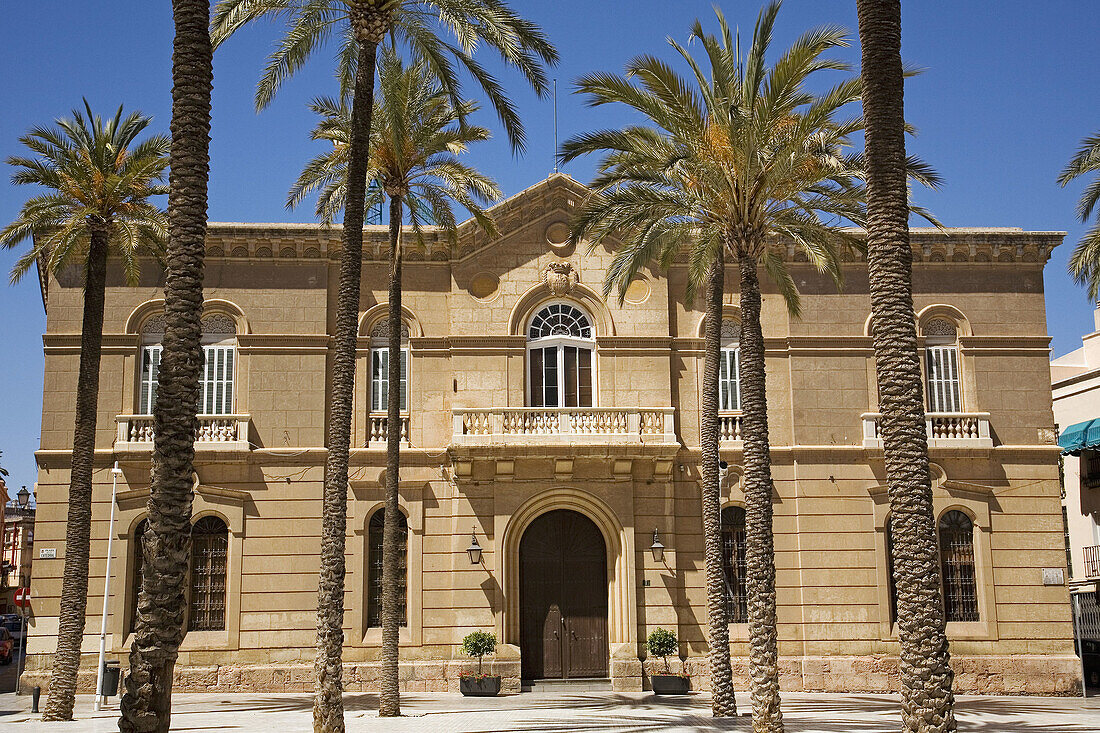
[366,413,410,446]
[452,407,677,446]
[718,411,743,443]
[115,414,251,451]
[1084,545,1100,581]
[861,411,992,448]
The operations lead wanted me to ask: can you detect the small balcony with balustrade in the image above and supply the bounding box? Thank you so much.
[115,414,251,453]
[451,407,677,448]
[365,413,410,447]
[861,412,992,449]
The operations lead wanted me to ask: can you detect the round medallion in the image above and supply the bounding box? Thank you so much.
[545,221,575,256]
[623,277,651,304]
[468,272,501,301]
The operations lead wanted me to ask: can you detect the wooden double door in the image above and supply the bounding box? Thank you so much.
[519,509,609,680]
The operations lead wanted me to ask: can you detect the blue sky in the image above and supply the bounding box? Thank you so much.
[1,0,1097,494]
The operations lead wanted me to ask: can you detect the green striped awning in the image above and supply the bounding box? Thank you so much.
[1058,419,1100,455]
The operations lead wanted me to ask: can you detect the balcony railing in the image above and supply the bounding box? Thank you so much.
[719,411,743,443]
[1084,545,1100,580]
[452,407,676,446]
[861,412,992,449]
[115,414,250,451]
[366,413,409,446]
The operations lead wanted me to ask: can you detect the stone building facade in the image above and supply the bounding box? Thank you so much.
[24,175,1078,694]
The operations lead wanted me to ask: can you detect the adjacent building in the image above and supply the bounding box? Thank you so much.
[1,491,34,614]
[24,175,1077,694]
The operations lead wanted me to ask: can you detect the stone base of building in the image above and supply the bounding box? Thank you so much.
[21,654,1081,697]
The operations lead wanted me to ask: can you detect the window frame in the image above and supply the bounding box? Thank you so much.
[138,316,237,416]
[525,302,596,408]
[937,509,980,623]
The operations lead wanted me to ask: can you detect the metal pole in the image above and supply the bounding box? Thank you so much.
[93,462,122,711]
[14,606,26,694]
[553,78,558,174]
[1073,591,1089,699]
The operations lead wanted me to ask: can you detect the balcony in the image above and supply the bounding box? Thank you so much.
[366,413,410,446]
[719,411,743,443]
[452,407,676,446]
[115,414,251,452]
[1085,545,1100,581]
[861,412,992,449]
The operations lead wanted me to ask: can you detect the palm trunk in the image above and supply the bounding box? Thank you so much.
[700,248,736,717]
[856,2,956,730]
[118,2,212,731]
[42,227,109,721]
[379,195,403,717]
[737,251,783,733]
[313,38,379,733]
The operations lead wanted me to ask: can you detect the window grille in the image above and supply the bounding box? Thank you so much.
[528,303,591,339]
[721,506,748,623]
[938,510,980,622]
[189,516,228,631]
[926,345,962,412]
[886,519,898,623]
[129,520,148,632]
[371,348,408,412]
[367,509,408,628]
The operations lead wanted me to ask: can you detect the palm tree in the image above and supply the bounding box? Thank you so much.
[562,4,893,726]
[211,2,554,726]
[289,47,500,717]
[117,1,213,731]
[0,102,168,722]
[855,2,956,730]
[1059,130,1100,300]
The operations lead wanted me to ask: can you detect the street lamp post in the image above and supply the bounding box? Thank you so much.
[13,487,31,694]
[93,462,123,711]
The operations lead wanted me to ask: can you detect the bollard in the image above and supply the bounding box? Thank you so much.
[32,686,41,713]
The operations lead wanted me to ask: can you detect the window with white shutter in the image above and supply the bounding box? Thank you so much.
[926,345,961,412]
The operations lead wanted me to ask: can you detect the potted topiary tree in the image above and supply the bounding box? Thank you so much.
[647,628,690,695]
[459,630,501,696]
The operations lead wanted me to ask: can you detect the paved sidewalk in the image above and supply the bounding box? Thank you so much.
[2,690,1098,732]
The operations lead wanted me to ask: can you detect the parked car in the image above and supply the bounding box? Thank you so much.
[0,627,13,665]
[0,614,24,648]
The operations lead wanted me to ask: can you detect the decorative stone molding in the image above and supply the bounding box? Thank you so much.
[543,261,578,295]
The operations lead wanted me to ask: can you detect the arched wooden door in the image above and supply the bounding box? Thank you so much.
[519,509,609,679]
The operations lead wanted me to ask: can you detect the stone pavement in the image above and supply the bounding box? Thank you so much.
[1,691,1098,732]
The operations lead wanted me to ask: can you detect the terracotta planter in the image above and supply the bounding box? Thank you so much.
[651,674,690,695]
[460,675,502,696]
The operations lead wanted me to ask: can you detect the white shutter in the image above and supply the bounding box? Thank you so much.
[371,348,408,412]
[926,346,961,412]
[719,347,741,411]
[139,346,161,414]
[201,346,235,415]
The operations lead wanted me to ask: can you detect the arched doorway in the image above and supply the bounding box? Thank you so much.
[519,509,609,680]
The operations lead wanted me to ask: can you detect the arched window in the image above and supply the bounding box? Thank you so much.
[923,318,961,413]
[129,519,148,632]
[527,303,594,407]
[721,506,747,623]
[938,510,979,622]
[367,509,408,628]
[140,313,237,415]
[719,319,741,411]
[189,515,228,631]
[369,319,409,414]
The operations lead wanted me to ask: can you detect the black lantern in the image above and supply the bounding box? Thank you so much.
[466,530,483,565]
[650,528,665,563]
[16,486,30,509]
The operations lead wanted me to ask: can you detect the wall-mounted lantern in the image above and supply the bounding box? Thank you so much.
[650,528,666,563]
[466,529,483,565]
